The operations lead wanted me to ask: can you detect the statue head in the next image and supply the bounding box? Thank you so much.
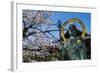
[68,24,78,37]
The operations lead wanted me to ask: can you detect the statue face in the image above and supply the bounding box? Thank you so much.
[68,24,77,37]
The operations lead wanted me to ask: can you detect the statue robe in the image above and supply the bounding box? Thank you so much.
[61,37,87,60]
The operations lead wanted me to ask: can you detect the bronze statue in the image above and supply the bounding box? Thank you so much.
[60,18,90,60]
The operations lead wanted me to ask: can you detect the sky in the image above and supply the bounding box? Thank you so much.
[46,11,91,40]
[49,11,91,33]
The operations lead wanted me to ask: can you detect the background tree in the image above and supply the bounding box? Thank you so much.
[22,10,61,62]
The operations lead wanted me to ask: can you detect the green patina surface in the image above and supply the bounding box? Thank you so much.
[61,24,87,60]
